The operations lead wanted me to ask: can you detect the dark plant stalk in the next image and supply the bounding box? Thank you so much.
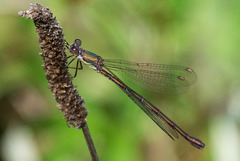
[18,3,98,161]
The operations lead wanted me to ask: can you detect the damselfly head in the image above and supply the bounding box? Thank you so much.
[69,39,82,55]
[69,45,78,55]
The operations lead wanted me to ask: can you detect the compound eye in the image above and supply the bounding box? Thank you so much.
[74,39,82,47]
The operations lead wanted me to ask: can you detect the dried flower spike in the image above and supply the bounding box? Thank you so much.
[18,3,88,129]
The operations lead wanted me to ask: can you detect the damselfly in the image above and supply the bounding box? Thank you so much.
[66,39,205,149]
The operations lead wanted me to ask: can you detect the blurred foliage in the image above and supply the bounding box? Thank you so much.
[0,0,240,161]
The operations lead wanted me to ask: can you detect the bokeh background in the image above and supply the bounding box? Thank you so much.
[0,0,240,161]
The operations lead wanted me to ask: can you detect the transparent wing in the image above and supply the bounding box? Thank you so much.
[104,59,197,94]
[101,67,179,139]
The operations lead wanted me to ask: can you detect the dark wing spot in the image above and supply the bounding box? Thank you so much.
[186,68,193,73]
[178,76,185,81]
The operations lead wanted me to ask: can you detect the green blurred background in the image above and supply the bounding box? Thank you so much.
[0,0,240,161]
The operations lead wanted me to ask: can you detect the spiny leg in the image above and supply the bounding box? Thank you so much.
[66,55,78,68]
[73,59,83,78]
[64,40,70,49]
